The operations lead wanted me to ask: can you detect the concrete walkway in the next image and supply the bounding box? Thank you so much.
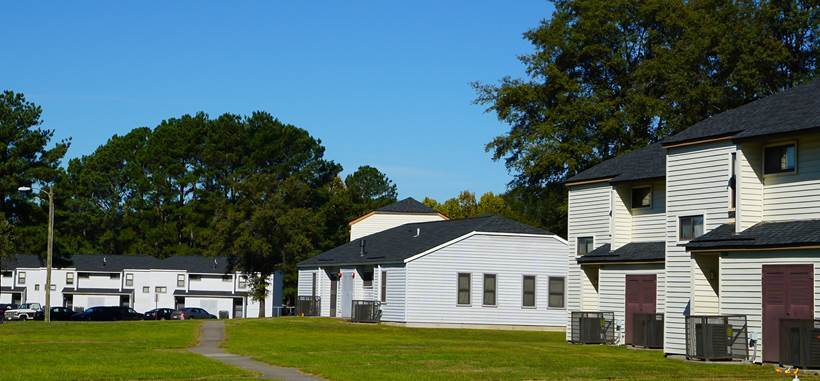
[191,320,324,381]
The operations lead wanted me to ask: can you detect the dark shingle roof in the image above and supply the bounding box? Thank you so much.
[576,241,665,264]
[663,79,820,146]
[686,220,820,251]
[566,143,666,185]
[300,215,552,267]
[2,254,234,273]
[375,197,438,214]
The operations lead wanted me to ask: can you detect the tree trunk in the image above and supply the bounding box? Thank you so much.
[258,296,266,318]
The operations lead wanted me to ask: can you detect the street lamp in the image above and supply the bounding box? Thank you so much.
[18,185,55,323]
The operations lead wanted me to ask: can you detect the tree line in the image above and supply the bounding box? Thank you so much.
[0,92,398,304]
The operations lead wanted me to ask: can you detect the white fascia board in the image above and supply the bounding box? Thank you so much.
[403,231,562,264]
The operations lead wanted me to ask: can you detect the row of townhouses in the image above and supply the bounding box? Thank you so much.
[0,254,283,318]
[567,78,820,364]
[297,79,820,367]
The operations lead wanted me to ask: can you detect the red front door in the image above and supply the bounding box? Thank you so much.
[625,274,657,345]
[762,265,814,363]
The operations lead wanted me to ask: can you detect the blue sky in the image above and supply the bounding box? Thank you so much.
[3,1,553,201]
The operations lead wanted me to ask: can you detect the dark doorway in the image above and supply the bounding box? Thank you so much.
[63,294,73,310]
[11,292,21,305]
[330,277,338,317]
[119,295,130,308]
[233,298,243,318]
[625,274,657,345]
[762,264,813,363]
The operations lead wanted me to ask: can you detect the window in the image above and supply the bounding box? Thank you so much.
[155,286,166,294]
[142,286,150,293]
[125,273,134,287]
[764,143,796,175]
[548,277,565,308]
[177,274,185,288]
[679,215,704,241]
[311,273,317,298]
[483,274,496,306]
[380,271,387,303]
[238,276,247,289]
[49,284,56,291]
[361,269,374,288]
[457,273,471,305]
[631,186,652,209]
[17,272,25,285]
[522,276,536,307]
[66,272,74,285]
[577,237,594,256]
[34,284,39,291]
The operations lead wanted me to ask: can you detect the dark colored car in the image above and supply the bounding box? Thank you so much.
[71,306,144,321]
[170,307,216,320]
[144,308,175,320]
[34,307,75,321]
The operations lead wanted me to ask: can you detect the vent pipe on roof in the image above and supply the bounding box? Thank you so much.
[360,240,366,257]
[414,228,420,237]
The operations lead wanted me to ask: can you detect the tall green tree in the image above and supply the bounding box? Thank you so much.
[0,214,13,296]
[474,0,817,236]
[0,91,70,254]
[344,165,398,213]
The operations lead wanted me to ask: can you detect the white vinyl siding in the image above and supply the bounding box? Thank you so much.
[297,268,331,317]
[719,250,820,361]
[691,254,719,315]
[350,213,446,241]
[737,142,764,230]
[598,264,665,345]
[378,265,406,322]
[612,186,631,250]
[567,182,611,339]
[762,133,820,221]
[405,234,567,327]
[665,141,735,355]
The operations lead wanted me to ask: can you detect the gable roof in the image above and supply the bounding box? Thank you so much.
[576,241,665,264]
[2,254,234,273]
[566,143,666,185]
[663,79,820,146]
[686,220,820,251]
[375,197,438,214]
[300,215,552,268]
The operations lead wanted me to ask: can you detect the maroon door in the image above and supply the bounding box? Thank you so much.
[762,265,814,363]
[625,274,657,345]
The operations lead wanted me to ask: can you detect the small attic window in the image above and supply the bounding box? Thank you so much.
[631,186,652,209]
[764,142,796,175]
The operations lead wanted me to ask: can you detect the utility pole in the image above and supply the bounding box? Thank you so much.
[18,185,54,323]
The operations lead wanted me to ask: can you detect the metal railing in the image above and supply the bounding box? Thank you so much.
[570,311,616,344]
[351,300,381,323]
[632,313,664,349]
[296,296,321,317]
[779,319,820,368]
[685,315,748,361]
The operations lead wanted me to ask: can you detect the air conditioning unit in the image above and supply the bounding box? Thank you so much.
[685,315,748,361]
[633,313,664,349]
[571,312,615,344]
[779,319,820,369]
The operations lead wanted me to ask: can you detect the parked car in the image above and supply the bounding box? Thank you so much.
[144,308,175,320]
[170,307,216,320]
[71,306,144,321]
[34,307,76,321]
[0,304,18,314]
[4,303,42,321]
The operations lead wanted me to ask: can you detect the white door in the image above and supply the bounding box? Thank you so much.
[340,272,354,318]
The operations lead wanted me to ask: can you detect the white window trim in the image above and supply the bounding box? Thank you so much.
[576,235,596,256]
[762,140,798,177]
[547,276,567,310]
[482,273,498,307]
[630,185,653,210]
[521,274,537,309]
[456,272,472,307]
[125,273,134,287]
[17,271,26,285]
[677,213,707,244]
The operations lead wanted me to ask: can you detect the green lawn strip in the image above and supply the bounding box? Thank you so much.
[224,318,786,381]
[0,320,253,381]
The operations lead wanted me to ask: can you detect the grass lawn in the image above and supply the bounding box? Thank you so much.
[0,320,252,381]
[225,318,789,381]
